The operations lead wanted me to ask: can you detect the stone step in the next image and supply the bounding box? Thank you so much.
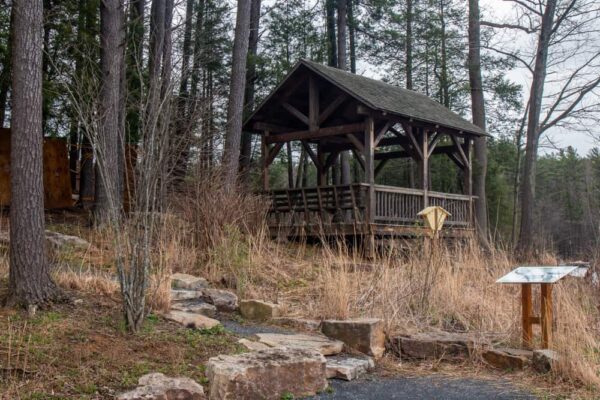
[237,338,272,352]
[171,273,209,290]
[206,348,327,400]
[326,355,375,381]
[240,299,281,321]
[321,318,385,359]
[171,289,204,301]
[533,349,559,373]
[272,317,321,332]
[171,300,217,318]
[117,372,205,400]
[253,333,344,356]
[482,348,532,370]
[390,331,481,361]
[164,310,220,330]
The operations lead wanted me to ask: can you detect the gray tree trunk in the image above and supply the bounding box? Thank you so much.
[518,0,557,256]
[222,0,251,190]
[94,0,124,225]
[468,0,489,245]
[8,0,61,307]
[239,0,261,181]
[337,0,351,185]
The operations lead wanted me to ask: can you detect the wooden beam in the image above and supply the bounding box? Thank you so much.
[266,123,366,144]
[451,135,469,167]
[266,142,284,166]
[262,131,270,191]
[447,151,465,169]
[317,143,326,185]
[346,134,364,153]
[364,117,375,224]
[253,122,295,133]
[282,102,309,126]
[351,148,365,170]
[324,150,340,171]
[301,141,320,168]
[421,129,429,207]
[318,93,347,125]
[541,283,553,349]
[309,75,319,130]
[375,145,458,161]
[427,131,443,157]
[374,121,392,147]
[522,283,533,349]
[401,123,423,160]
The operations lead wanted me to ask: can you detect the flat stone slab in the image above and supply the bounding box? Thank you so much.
[201,288,239,312]
[171,300,217,318]
[1,230,91,250]
[206,348,327,400]
[171,273,209,290]
[391,331,479,361]
[117,372,205,399]
[164,310,220,330]
[273,317,321,332]
[321,318,385,358]
[254,333,344,355]
[482,348,532,370]
[326,355,375,381]
[533,349,559,373]
[240,299,281,321]
[238,338,272,352]
[171,289,204,301]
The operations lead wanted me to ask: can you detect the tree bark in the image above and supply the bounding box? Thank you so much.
[239,0,261,181]
[94,0,124,225]
[406,0,413,90]
[337,0,351,185]
[468,0,489,245]
[518,0,557,256]
[125,0,145,143]
[0,5,11,128]
[347,0,356,74]
[8,0,61,307]
[222,0,251,190]
[325,0,337,68]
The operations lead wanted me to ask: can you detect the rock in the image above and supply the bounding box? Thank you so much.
[171,273,209,290]
[240,300,281,321]
[45,230,91,250]
[171,300,217,318]
[253,333,343,356]
[171,289,204,301]
[272,317,321,332]
[482,348,532,370]
[238,338,272,352]
[201,289,239,312]
[390,331,478,361]
[321,318,385,359]
[533,349,559,373]
[164,310,220,330]
[206,348,327,400]
[326,355,374,381]
[117,372,205,400]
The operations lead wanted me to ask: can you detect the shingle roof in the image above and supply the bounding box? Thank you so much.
[299,59,487,136]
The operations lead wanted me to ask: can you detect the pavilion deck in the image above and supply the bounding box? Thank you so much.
[266,184,474,239]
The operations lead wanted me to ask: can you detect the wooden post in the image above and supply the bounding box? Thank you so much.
[463,138,473,225]
[421,129,429,208]
[317,143,326,186]
[309,75,319,132]
[262,131,270,191]
[522,283,533,349]
[541,283,553,349]
[364,117,375,224]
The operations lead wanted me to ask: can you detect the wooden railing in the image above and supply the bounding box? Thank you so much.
[266,184,473,230]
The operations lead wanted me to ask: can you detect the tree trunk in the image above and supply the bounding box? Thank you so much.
[222,0,251,190]
[125,0,144,143]
[518,0,557,256]
[467,0,489,245]
[337,0,351,185]
[239,0,261,181]
[94,0,124,225]
[439,0,450,108]
[0,5,11,128]
[347,0,356,74]
[406,0,413,90]
[325,0,337,68]
[8,0,61,307]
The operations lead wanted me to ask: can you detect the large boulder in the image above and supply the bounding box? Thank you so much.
[240,300,281,321]
[482,348,532,370]
[206,348,328,400]
[253,333,344,356]
[171,273,209,290]
[321,318,385,359]
[326,355,374,381]
[533,349,559,373]
[171,289,204,302]
[117,372,205,400]
[164,310,220,330]
[390,331,477,361]
[201,289,239,312]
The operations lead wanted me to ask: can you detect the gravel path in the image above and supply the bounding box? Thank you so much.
[309,375,536,400]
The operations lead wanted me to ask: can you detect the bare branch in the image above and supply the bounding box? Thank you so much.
[481,20,537,33]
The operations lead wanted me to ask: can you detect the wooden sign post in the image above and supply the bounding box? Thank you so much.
[498,266,578,350]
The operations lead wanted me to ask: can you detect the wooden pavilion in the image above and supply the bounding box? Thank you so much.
[243,59,488,240]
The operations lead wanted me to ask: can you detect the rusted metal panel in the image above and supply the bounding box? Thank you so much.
[0,128,73,209]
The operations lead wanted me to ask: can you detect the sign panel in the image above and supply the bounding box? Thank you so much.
[496,266,579,284]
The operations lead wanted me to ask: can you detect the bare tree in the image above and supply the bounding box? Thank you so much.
[8,0,61,307]
[94,0,124,225]
[467,0,489,245]
[222,0,251,190]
